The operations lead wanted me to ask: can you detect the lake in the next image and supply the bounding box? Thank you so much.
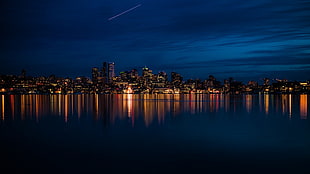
[0,94,309,173]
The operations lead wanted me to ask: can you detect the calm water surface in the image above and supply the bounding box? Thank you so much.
[0,94,309,173]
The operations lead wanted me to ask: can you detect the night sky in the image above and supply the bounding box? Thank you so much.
[1,0,310,82]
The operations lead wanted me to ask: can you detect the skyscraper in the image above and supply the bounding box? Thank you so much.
[21,69,26,79]
[130,69,138,79]
[142,66,152,78]
[102,62,107,83]
[171,72,183,87]
[92,67,99,84]
[157,71,168,83]
[108,62,115,83]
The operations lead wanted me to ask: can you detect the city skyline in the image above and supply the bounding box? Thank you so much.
[1,0,310,81]
[1,63,309,82]
[1,1,310,171]
[1,61,310,84]
[1,60,310,95]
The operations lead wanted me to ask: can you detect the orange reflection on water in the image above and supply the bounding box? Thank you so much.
[245,95,252,113]
[215,94,220,112]
[225,95,230,112]
[77,94,81,118]
[143,94,155,127]
[1,94,308,124]
[1,95,4,120]
[209,94,214,112]
[189,94,195,114]
[300,94,307,119]
[35,95,39,121]
[208,94,220,113]
[64,95,68,122]
[264,94,269,115]
[281,94,287,115]
[21,95,25,120]
[289,94,292,119]
[94,94,99,120]
[127,94,133,118]
[198,95,203,113]
[10,95,14,120]
[259,94,262,113]
[58,95,61,116]
[30,95,33,119]
[173,94,180,116]
[156,94,164,124]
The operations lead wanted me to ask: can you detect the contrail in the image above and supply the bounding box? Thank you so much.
[108,4,142,21]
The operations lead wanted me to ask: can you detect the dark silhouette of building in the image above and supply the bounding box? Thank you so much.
[171,72,183,87]
[101,62,107,83]
[108,62,115,83]
[21,69,26,79]
[92,67,99,84]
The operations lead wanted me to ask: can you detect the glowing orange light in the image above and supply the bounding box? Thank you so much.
[264,94,269,115]
[36,95,39,122]
[126,86,133,94]
[21,95,25,120]
[10,95,14,120]
[246,95,252,113]
[64,95,68,122]
[77,94,81,119]
[1,95,4,120]
[300,94,307,119]
[127,94,133,118]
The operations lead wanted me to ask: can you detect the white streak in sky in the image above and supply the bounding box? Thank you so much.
[108,4,142,21]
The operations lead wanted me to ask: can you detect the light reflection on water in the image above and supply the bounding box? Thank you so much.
[300,94,307,119]
[0,94,308,125]
[1,94,310,173]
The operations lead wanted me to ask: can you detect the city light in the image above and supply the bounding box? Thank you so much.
[0,63,309,95]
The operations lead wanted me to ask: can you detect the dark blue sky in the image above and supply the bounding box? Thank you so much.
[1,0,310,82]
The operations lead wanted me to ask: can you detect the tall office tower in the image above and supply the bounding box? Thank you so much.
[21,69,26,79]
[102,62,107,83]
[157,71,168,82]
[206,75,216,87]
[142,66,152,78]
[92,67,100,83]
[264,78,270,86]
[130,69,138,79]
[171,72,183,87]
[108,62,115,83]
[120,71,129,82]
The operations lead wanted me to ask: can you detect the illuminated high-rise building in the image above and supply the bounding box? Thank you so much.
[120,71,129,81]
[157,71,168,83]
[92,67,100,84]
[101,62,107,83]
[102,62,107,77]
[264,78,270,86]
[142,66,152,78]
[206,75,216,87]
[130,69,138,79]
[171,72,183,87]
[142,66,154,85]
[108,62,115,83]
[171,72,182,82]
